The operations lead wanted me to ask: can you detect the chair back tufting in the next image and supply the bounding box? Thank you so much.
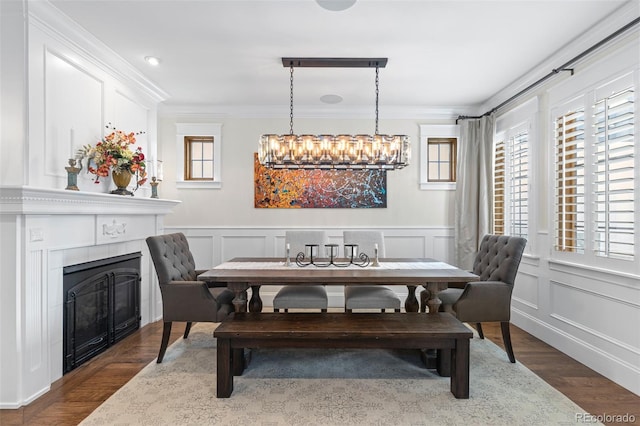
[472,234,527,285]
[146,233,198,285]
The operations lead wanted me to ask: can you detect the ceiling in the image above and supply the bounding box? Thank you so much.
[49,0,630,115]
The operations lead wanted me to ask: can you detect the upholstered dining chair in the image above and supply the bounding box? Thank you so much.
[273,230,329,312]
[438,234,527,363]
[146,232,234,363]
[343,230,401,313]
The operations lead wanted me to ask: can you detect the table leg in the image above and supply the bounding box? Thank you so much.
[227,282,249,313]
[404,285,419,312]
[422,282,446,314]
[249,285,263,312]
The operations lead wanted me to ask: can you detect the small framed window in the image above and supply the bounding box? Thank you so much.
[419,124,459,190]
[175,123,222,189]
[427,138,457,182]
[184,136,214,180]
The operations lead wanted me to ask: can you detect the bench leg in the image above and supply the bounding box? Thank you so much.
[436,348,451,377]
[217,338,233,398]
[450,338,470,399]
[232,348,246,376]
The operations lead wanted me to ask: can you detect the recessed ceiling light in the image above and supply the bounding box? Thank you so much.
[320,94,343,104]
[316,0,357,12]
[144,56,160,66]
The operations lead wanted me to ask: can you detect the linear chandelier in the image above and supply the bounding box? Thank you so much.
[258,58,411,170]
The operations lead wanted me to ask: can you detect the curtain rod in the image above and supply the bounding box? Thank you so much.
[456,16,640,124]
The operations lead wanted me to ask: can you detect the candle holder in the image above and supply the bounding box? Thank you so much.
[372,246,380,267]
[65,158,82,191]
[295,244,370,268]
[285,245,291,266]
[150,176,159,198]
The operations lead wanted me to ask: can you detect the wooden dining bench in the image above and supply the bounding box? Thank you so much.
[214,312,473,399]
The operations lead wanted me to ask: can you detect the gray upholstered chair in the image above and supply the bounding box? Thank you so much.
[343,230,401,313]
[273,230,329,312]
[438,234,527,362]
[146,233,234,363]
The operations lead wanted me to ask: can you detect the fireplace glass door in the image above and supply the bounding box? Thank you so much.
[63,252,141,373]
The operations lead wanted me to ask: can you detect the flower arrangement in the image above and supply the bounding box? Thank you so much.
[80,123,148,189]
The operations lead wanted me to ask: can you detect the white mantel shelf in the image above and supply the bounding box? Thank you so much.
[0,186,181,215]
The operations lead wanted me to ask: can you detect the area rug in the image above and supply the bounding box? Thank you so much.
[80,323,598,426]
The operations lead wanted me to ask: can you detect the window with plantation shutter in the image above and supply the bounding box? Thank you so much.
[494,140,505,235]
[592,87,635,260]
[554,108,585,253]
[493,127,529,240]
[508,132,529,239]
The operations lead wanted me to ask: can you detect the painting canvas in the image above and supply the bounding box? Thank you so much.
[254,154,387,208]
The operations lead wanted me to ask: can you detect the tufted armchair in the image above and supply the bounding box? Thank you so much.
[146,233,234,363]
[438,234,527,362]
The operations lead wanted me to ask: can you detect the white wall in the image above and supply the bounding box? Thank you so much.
[158,115,456,228]
[24,0,166,194]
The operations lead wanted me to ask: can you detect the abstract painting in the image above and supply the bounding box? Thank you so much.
[254,153,386,208]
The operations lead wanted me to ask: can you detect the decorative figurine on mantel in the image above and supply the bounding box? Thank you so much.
[150,176,159,198]
[65,158,82,190]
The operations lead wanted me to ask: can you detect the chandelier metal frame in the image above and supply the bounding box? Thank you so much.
[258,57,411,170]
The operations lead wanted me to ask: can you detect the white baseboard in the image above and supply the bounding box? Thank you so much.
[511,308,640,396]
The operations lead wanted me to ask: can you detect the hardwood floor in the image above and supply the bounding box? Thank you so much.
[1,320,638,426]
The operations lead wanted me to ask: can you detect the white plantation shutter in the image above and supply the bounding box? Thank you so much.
[592,87,635,260]
[494,140,505,235]
[493,128,529,239]
[509,131,529,239]
[554,108,585,253]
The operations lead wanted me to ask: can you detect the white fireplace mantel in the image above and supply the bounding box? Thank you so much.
[0,186,180,215]
[0,185,180,408]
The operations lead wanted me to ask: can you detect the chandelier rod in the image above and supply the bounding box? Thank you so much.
[375,64,379,135]
[289,62,294,135]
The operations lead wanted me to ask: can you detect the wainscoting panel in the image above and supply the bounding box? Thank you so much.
[221,235,268,263]
[187,236,215,270]
[549,279,640,352]
[431,235,455,264]
[509,232,640,396]
[512,270,539,311]
[385,235,427,258]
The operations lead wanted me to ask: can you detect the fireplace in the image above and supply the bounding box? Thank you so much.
[63,252,142,373]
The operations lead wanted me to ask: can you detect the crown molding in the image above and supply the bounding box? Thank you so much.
[28,1,170,104]
[0,186,180,215]
[158,103,475,120]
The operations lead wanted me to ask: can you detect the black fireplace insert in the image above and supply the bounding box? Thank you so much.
[63,252,141,373]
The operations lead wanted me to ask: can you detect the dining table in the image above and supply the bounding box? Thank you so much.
[198,257,479,314]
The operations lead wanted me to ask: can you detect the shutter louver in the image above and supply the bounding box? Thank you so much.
[554,108,585,253]
[592,88,635,260]
[494,140,505,235]
[509,132,529,239]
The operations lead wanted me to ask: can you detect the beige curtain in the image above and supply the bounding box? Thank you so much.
[454,114,495,269]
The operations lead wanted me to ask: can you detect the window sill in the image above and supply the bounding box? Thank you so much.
[419,182,456,191]
[176,181,222,189]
